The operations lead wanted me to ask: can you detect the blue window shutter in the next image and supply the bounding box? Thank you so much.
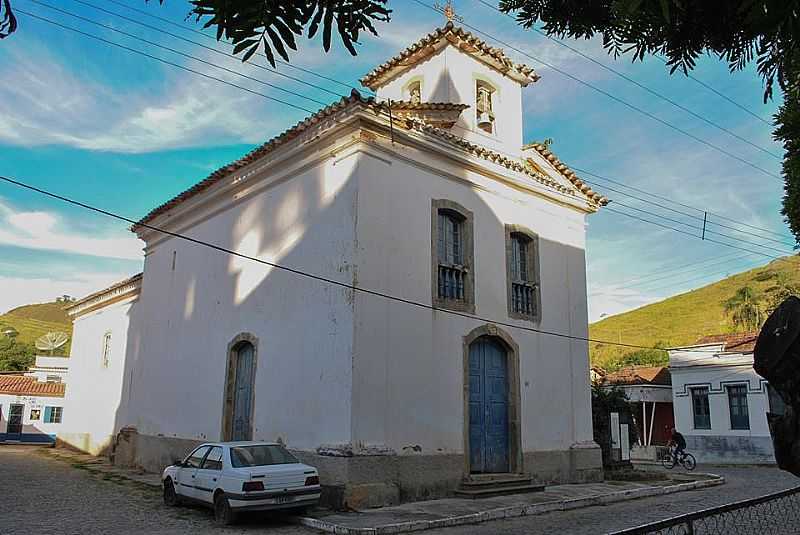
[44,407,52,423]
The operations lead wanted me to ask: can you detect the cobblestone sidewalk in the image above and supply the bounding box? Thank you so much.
[297,473,724,534]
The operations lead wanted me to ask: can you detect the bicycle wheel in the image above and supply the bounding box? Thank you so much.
[661,452,676,469]
[683,453,696,471]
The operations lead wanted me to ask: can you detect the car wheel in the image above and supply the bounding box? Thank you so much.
[163,479,180,507]
[214,492,237,526]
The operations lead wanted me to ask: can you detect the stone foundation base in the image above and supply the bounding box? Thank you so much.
[686,435,776,464]
[110,430,603,509]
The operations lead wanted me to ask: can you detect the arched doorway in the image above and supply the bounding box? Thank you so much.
[222,334,258,442]
[463,325,522,474]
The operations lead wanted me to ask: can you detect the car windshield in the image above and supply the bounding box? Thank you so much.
[230,445,299,468]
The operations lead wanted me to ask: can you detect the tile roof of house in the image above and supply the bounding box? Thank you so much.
[0,375,65,397]
[65,273,143,316]
[360,22,540,90]
[694,332,759,353]
[603,366,671,386]
[133,90,606,230]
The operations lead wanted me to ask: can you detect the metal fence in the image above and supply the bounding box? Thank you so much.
[609,486,800,535]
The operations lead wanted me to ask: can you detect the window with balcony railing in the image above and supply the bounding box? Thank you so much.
[506,228,540,321]
[432,200,474,312]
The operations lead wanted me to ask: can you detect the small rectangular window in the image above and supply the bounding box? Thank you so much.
[437,211,466,301]
[506,227,539,320]
[727,384,750,430]
[690,387,711,429]
[767,384,786,416]
[102,332,112,368]
[44,406,63,424]
[431,200,474,313]
[30,409,41,421]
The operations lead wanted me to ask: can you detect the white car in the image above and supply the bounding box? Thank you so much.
[161,441,321,525]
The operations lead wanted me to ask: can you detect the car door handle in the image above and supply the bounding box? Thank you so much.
[212,478,217,482]
[191,475,195,478]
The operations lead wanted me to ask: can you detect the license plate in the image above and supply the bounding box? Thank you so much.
[275,495,294,504]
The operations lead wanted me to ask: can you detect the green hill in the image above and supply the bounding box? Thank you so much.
[0,301,73,354]
[589,255,800,371]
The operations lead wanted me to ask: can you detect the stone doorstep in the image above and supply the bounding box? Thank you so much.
[291,475,725,535]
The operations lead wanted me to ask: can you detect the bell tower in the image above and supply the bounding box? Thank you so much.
[360,15,539,155]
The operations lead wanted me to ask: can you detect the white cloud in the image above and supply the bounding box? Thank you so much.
[0,271,133,315]
[588,283,660,322]
[0,44,299,153]
[0,199,142,260]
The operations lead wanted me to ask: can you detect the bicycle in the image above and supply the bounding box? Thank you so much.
[661,446,696,471]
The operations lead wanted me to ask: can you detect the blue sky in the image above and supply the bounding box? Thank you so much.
[0,0,787,321]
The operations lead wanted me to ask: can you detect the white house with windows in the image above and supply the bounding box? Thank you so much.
[669,333,784,464]
[58,274,141,455]
[64,22,607,508]
[0,374,66,444]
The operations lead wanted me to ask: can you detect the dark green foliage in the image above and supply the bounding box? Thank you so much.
[0,337,35,371]
[591,384,638,468]
[2,1,390,66]
[779,83,800,244]
[724,286,765,331]
[500,0,799,101]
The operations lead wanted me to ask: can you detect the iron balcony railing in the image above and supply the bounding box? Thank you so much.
[438,264,466,301]
[608,485,800,535]
[511,282,536,316]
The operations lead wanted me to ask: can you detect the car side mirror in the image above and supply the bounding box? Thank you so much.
[173,459,184,467]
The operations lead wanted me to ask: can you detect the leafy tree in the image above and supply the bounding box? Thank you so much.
[0,337,35,371]
[764,272,800,314]
[591,384,637,468]
[500,0,800,241]
[1,1,391,66]
[724,286,765,331]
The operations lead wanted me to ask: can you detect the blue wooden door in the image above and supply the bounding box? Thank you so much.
[469,338,509,473]
[232,343,255,441]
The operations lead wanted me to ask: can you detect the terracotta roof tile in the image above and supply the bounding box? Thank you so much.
[603,366,671,386]
[133,90,377,230]
[0,375,65,397]
[523,143,609,206]
[694,332,758,353]
[360,22,540,90]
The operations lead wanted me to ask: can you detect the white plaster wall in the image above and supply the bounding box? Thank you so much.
[61,299,136,452]
[350,147,593,455]
[0,393,65,436]
[671,364,771,439]
[123,155,359,450]
[375,45,525,154]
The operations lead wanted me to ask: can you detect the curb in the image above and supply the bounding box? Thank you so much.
[293,475,725,535]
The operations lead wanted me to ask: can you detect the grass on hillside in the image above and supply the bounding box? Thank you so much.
[589,256,800,372]
[0,302,73,356]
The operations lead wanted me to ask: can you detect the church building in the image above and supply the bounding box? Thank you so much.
[62,21,607,507]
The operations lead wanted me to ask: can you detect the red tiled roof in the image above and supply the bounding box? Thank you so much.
[694,332,758,353]
[133,90,377,230]
[603,366,671,386]
[0,375,65,397]
[360,22,540,90]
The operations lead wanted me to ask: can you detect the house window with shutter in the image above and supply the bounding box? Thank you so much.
[44,406,63,424]
[431,200,474,313]
[727,384,750,430]
[505,226,540,321]
[476,80,495,134]
[691,387,711,430]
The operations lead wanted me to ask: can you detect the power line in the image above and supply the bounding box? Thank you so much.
[571,165,791,240]
[65,0,348,100]
[415,0,781,181]
[18,4,792,310]
[0,173,692,355]
[24,1,332,108]
[103,0,369,95]
[474,0,781,160]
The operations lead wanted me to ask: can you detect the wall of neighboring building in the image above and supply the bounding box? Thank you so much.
[349,142,598,488]
[25,355,69,383]
[0,393,65,442]
[59,298,137,455]
[120,145,359,461]
[375,45,524,155]
[670,359,774,464]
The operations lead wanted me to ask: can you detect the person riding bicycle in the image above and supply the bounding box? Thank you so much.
[668,427,687,462]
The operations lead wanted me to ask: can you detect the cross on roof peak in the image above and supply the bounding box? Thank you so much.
[434,0,463,23]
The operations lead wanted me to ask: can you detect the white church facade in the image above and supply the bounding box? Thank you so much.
[62,22,607,507]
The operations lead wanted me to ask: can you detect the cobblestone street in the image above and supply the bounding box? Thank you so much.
[1,445,798,534]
